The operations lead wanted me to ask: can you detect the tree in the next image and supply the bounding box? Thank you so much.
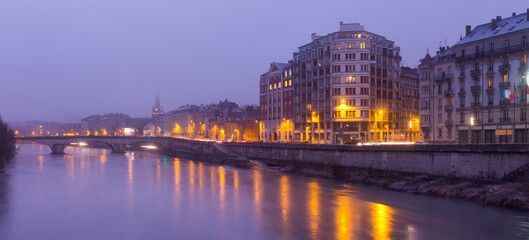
[0,116,16,172]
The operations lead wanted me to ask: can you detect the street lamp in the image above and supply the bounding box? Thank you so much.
[470,116,475,143]
[409,120,412,142]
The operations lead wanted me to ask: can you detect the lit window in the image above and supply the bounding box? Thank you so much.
[334,43,341,50]
[269,84,272,90]
[274,83,277,89]
[503,74,509,83]
[360,42,366,49]
[289,80,292,86]
[488,76,493,88]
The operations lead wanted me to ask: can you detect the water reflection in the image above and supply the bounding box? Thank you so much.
[370,203,393,240]
[335,194,354,240]
[1,144,528,240]
[280,175,290,237]
[219,166,226,213]
[253,170,263,218]
[307,181,320,240]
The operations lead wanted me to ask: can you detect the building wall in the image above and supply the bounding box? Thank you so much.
[290,23,402,144]
[452,15,529,144]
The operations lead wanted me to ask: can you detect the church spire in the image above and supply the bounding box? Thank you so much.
[152,93,163,120]
[155,92,161,108]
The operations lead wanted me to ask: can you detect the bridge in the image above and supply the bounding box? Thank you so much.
[16,136,237,158]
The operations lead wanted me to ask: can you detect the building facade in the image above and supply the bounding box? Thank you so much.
[452,11,529,143]
[400,67,420,142]
[259,62,294,142]
[418,48,457,143]
[289,22,402,144]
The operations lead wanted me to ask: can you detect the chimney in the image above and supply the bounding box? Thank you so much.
[466,25,471,36]
[491,19,497,30]
[512,12,516,17]
[496,16,502,22]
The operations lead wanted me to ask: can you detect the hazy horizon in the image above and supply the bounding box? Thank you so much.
[1,0,528,122]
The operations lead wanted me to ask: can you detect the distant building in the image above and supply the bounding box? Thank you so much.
[25,121,81,137]
[81,113,149,136]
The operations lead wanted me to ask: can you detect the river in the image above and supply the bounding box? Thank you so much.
[0,144,528,240]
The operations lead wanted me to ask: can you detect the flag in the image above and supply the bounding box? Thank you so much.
[514,85,520,103]
[504,88,514,101]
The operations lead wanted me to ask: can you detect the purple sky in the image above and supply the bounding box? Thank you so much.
[1,0,528,122]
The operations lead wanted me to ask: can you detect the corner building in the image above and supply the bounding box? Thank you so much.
[290,23,402,144]
[452,10,529,143]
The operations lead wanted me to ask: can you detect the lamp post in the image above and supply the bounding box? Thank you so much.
[470,116,475,143]
[409,120,412,142]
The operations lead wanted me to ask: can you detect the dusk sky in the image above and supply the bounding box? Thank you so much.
[1,0,528,122]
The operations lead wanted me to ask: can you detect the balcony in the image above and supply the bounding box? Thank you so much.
[444,89,453,96]
[499,82,511,89]
[435,73,453,82]
[500,99,512,106]
[470,86,481,92]
[470,102,482,108]
[499,64,511,73]
[444,105,453,111]
[470,69,481,79]
[500,117,512,123]
[445,120,453,128]
[458,89,466,95]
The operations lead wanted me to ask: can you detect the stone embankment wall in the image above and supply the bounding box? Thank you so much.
[220,142,529,181]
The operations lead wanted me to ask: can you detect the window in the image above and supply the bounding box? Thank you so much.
[503,74,509,83]
[360,65,369,71]
[345,43,353,49]
[332,77,341,84]
[345,76,355,83]
[345,53,355,60]
[460,112,465,124]
[488,110,493,122]
[522,54,527,66]
[490,43,494,54]
[488,76,493,88]
[523,36,527,48]
[331,88,341,96]
[488,61,494,71]
[488,92,494,105]
[334,43,341,50]
[332,65,341,73]
[345,65,355,72]
[460,95,465,108]
[333,111,341,118]
[522,108,527,121]
[360,42,365,49]
[505,39,510,51]
[332,54,341,61]
[345,88,355,95]
[360,53,369,60]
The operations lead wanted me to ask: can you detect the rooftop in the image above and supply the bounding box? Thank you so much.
[455,12,529,46]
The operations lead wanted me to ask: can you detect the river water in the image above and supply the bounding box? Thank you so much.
[0,144,528,240]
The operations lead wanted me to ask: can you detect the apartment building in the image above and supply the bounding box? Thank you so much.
[418,48,457,143]
[289,22,402,144]
[259,62,294,142]
[452,10,529,143]
[400,67,420,142]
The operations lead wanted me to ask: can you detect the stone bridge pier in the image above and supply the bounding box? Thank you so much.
[112,144,126,154]
[51,144,66,154]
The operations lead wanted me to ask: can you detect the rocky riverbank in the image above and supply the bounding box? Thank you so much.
[274,163,529,211]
